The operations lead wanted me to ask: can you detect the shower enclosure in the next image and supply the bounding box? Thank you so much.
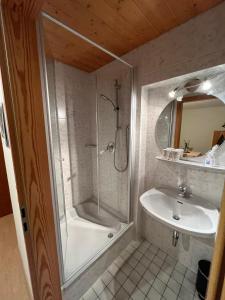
[38,13,134,286]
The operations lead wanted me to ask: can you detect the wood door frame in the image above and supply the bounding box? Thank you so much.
[0,1,62,299]
[206,181,225,300]
[174,95,216,148]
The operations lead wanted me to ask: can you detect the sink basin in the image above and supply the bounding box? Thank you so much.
[140,187,219,238]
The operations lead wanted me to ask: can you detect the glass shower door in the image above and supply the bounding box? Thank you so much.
[96,63,132,224]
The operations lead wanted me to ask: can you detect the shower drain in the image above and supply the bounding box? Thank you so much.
[108,233,114,238]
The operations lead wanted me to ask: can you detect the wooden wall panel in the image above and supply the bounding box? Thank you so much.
[0,1,62,299]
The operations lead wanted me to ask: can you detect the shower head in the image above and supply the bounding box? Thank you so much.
[100,94,119,111]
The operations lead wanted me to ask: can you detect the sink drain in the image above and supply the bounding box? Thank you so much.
[108,233,113,238]
[173,215,180,220]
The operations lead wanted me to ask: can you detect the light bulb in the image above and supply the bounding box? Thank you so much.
[169,90,176,98]
[202,80,212,91]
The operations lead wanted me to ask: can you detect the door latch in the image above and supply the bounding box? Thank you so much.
[20,204,28,233]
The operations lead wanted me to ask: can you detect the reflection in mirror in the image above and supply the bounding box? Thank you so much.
[155,101,175,149]
[174,95,225,156]
[156,92,225,169]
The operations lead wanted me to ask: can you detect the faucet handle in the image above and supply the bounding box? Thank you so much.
[178,184,192,198]
[178,184,186,191]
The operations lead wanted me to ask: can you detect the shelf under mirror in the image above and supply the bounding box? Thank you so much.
[156,156,225,173]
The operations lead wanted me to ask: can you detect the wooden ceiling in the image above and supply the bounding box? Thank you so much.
[42,0,224,72]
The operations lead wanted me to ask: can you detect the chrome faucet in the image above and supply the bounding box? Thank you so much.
[178,184,192,198]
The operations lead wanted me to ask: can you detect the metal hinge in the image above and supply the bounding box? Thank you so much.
[20,204,28,233]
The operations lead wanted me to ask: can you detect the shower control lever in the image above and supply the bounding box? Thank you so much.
[100,142,115,155]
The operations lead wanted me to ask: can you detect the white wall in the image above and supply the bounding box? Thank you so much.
[180,104,225,153]
[0,73,33,297]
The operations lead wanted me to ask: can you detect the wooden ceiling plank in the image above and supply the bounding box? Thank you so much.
[132,0,178,32]
[104,0,160,40]
[44,27,107,68]
[43,19,113,72]
[190,0,224,13]
[75,0,143,49]
[45,41,96,72]
[43,0,132,55]
[42,0,224,71]
[165,0,223,23]
[165,0,197,23]
[74,0,138,50]
[46,52,94,72]
[45,41,104,72]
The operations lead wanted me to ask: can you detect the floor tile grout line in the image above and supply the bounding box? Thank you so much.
[151,252,177,299]
[136,245,166,298]
[107,244,152,299]
[177,267,188,298]
[83,240,197,300]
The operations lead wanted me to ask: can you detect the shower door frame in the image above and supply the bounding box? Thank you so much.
[38,11,137,286]
[36,23,67,284]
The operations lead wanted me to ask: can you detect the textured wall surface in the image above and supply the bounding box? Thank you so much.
[95,61,132,220]
[49,61,95,211]
[140,75,225,272]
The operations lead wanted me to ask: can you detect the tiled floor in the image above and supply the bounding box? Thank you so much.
[80,240,200,300]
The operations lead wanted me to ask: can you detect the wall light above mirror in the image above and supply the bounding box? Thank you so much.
[167,72,225,104]
[155,70,225,171]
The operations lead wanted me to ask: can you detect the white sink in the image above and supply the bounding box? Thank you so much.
[140,187,219,238]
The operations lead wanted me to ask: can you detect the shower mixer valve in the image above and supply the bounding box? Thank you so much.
[100,142,115,155]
